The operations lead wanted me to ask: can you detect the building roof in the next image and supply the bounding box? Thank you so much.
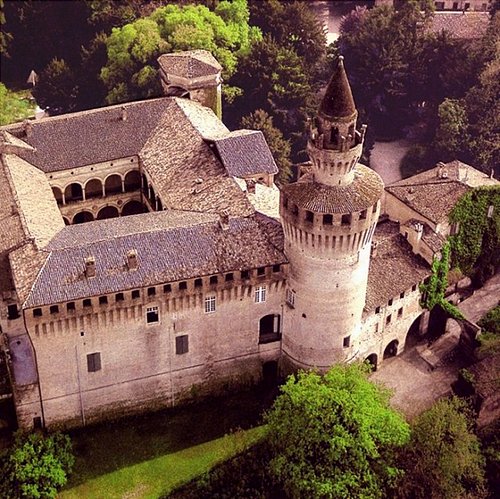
[158,50,222,79]
[386,161,498,224]
[282,165,384,214]
[319,56,357,120]
[364,221,431,312]
[429,12,490,39]
[212,130,278,178]
[23,211,287,308]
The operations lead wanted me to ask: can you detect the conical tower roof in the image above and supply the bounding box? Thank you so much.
[319,56,356,120]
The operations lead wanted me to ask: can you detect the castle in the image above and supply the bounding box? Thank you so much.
[0,51,497,430]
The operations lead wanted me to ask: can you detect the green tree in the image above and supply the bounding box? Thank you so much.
[433,98,468,163]
[0,84,34,125]
[264,364,410,499]
[398,398,486,499]
[32,58,78,115]
[0,431,74,499]
[241,109,292,183]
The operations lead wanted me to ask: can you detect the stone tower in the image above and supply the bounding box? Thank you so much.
[280,57,384,371]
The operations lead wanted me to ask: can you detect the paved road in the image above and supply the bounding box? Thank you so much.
[457,272,500,323]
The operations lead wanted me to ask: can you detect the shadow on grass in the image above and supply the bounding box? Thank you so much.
[65,383,278,488]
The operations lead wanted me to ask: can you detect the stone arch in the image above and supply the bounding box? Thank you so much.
[104,174,122,195]
[52,186,63,205]
[73,211,94,224]
[85,178,103,199]
[259,314,281,344]
[124,170,141,192]
[365,353,378,371]
[96,205,119,220]
[122,200,147,216]
[64,183,83,202]
[405,313,425,350]
[383,339,399,359]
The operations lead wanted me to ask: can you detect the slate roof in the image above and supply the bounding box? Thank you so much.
[429,12,490,39]
[212,130,278,177]
[282,165,384,213]
[158,50,222,79]
[319,56,357,120]
[364,221,430,312]
[23,211,287,308]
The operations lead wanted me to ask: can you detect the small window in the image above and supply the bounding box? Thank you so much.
[257,267,266,276]
[49,305,59,315]
[163,284,172,293]
[148,287,156,296]
[286,289,296,308]
[388,298,393,306]
[360,209,367,220]
[372,203,378,213]
[272,264,281,273]
[99,296,108,305]
[343,336,350,348]
[67,302,75,311]
[398,307,403,318]
[323,214,333,225]
[374,323,379,333]
[400,291,405,299]
[33,308,42,317]
[291,204,299,216]
[375,306,381,314]
[175,335,189,355]
[255,286,267,303]
[131,290,140,299]
[7,304,19,320]
[194,278,203,288]
[225,273,234,282]
[241,270,250,279]
[341,214,351,225]
[83,298,92,308]
[412,284,417,292]
[179,281,187,291]
[305,211,314,223]
[87,352,101,372]
[115,293,124,302]
[209,276,218,285]
[146,306,159,324]
[386,314,392,325]
[205,296,216,313]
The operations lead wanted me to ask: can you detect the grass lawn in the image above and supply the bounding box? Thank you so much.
[60,387,274,499]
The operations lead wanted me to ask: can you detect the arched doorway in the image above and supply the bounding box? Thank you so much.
[96,206,119,220]
[73,211,94,224]
[52,186,63,205]
[383,340,399,359]
[105,174,122,195]
[365,354,378,371]
[64,183,83,202]
[85,178,103,199]
[122,200,147,216]
[405,313,424,350]
[124,170,141,192]
[259,314,281,344]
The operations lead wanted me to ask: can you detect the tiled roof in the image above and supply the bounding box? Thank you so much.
[2,98,171,172]
[364,221,430,312]
[24,211,287,308]
[282,165,384,213]
[429,12,490,39]
[140,99,254,217]
[158,50,222,79]
[212,130,278,177]
[319,57,357,120]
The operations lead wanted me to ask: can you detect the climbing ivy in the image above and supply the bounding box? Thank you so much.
[448,186,500,276]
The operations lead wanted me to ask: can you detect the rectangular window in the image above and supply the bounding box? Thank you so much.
[286,289,296,308]
[33,308,42,317]
[179,281,187,291]
[99,296,108,305]
[163,284,171,293]
[7,304,19,320]
[131,290,140,299]
[115,293,124,302]
[241,270,250,279]
[398,307,403,318]
[225,273,234,282]
[209,276,218,285]
[400,291,405,299]
[67,302,75,311]
[194,278,203,288]
[375,306,381,314]
[386,314,392,325]
[341,214,351,225]
[257,267,266,276]
[255,286,267,303]
[83,298,92,308]
[175,335,189,355]
[343,336,350,348]
[305,211,314,223]
[147,286,156,296]
[146,306,159,323]
[87,352,101,372]
[204,296,216,314]
[272,264,281,273]
[359,209,367,220]
[412,284,417,292]
[323,214,333,225]
[50,305,59,314]
[388,298,393,306]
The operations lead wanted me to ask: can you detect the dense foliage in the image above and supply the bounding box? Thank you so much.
[264,364,410,499]
[0,431,74,499]
[398,398,486,499]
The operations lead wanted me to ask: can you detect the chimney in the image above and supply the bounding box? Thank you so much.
[219,211,230,230]
[23,120,32,138]
[126,249,138,271]
[415,222,424,243]
[121,106,128,121]
[85,256,96,278]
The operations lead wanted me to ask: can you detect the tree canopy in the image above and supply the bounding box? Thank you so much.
[264,364,410,499]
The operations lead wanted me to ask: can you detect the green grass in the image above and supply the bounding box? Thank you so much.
[60,387,275,499]
[0,84,36,125]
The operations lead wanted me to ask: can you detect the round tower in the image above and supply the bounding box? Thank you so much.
[280,57,384,371]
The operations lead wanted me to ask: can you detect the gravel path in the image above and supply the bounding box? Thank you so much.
[370,140,412,185]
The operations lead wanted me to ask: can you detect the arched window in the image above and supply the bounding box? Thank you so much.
[73,211,94,224]
[124,170,141,192]
[259,314,281,344]
[365,353,378,371]
[96,206,119,220]
[64,183,83,202]
[85,178,103,199]
[52,186,63,205]
[383,340,399,359]
[105,174,122,195]
[122,200,147,216]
